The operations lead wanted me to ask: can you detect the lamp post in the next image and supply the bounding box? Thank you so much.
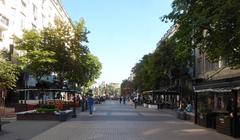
[72,82,77,118]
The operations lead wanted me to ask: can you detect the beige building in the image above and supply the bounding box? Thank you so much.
[0,0,71,52]
[194,49,240,80]
[0,0,72,87]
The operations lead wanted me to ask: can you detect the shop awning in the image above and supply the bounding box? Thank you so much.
[193,76,240,93]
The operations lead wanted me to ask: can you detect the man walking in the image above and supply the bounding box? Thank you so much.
[119,96,122,104]
[87,94,94,116]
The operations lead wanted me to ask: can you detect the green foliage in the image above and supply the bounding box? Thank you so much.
[162,0,240,68]
[40,104,56,109]
[14,30,56,82]
[132,39,189,92]
[36,108,58,113]
[0,53,20,89]
[36,104,58,113]
[14,18,102,88]
[121,79,133,96]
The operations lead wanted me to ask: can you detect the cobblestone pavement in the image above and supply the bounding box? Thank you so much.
[29,100,235,140]
[0,120,59,140]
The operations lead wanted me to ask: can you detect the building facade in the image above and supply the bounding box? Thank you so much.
[0,0,71,52]
[194,50,240,81]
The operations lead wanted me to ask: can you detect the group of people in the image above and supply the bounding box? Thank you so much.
[178,102,193,112]
[119,96,127,104]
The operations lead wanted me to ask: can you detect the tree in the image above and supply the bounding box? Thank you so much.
[0,53,19,90]
[14,18,101,89]
[131,39,191,92]
[14,30,56,83]
[120,79,134,96]
[162,0,240,68]
[67,53,102,88]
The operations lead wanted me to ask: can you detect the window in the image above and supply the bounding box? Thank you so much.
[42,14,45,25]
[33,4,37,20]
[11,8,16,25]
[0,31,3,41]
[21,0,26,7]
[20,12,26,29]
[42,0,46,9]
[32,23,36,29]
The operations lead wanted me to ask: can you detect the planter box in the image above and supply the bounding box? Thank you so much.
[15,104,39,112]
[15,104,27,112]
[148,104,158,109]
[16,110,73,121]
[216,116,232,136]
[143,103,148,108]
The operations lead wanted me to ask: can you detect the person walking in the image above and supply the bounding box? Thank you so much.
[134,97,138,109]
[87,94,94,116]
[119,96,122,104]
[123,96,126,104]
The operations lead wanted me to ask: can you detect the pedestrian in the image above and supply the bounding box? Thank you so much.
[123,96,126,104]
[87,94,94,116]
[119,96,122,104]
[134,97,137,109]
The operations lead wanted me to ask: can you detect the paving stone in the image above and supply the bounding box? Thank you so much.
[0,100,236,140]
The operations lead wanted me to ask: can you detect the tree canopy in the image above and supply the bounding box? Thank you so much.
[162,0,240,68]
[131,39,190,92]
[14,18,101,88]
[0,53,19,90]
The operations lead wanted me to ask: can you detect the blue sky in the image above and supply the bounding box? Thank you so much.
[61,0,173,84]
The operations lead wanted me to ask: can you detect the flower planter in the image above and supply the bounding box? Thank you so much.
[143,103,148,108]
[16,110,73,121]
[148,104,158,109]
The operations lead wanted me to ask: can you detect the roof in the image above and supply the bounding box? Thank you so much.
[193,76,240,93]
[142,87,179,95]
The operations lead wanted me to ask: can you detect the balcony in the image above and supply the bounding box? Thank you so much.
[0,13,9,30]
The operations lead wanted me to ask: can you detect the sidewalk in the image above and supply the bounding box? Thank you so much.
[0,100,236,140]
[30,100,235,140]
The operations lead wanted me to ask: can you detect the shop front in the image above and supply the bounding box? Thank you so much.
[194,77,240,137]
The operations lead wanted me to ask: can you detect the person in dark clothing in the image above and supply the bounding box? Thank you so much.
[134,97,137,109]
[119,96,122,104]
[123,96,126,104]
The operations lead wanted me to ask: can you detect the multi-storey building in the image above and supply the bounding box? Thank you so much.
[192,33,240,133]
[156,24,178,48]
[0,0,71,53]
[194,50,240,80]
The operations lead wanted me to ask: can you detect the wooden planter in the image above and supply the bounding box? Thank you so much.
[15,104,39,112]
[17,112,58,121]
[16,110,73,121]
[216,116,232,136]
[15,104,27,112]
